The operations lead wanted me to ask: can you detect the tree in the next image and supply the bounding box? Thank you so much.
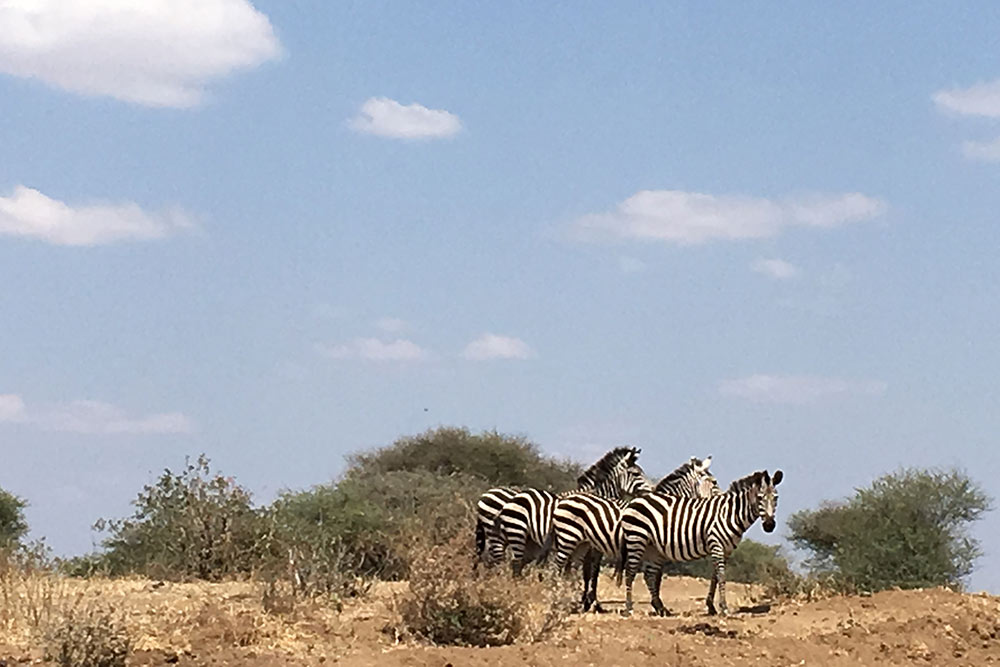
[346,426,581,489]
[788,467,992,592]
[0,486,28,547]
[94,455,266,580]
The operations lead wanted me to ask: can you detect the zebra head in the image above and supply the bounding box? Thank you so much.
[578,446,649,499]
[621,459,655,496]
[654,455,719,498]
[757,470,784,532]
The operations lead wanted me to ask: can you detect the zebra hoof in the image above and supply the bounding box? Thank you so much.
[706,605,717,616]
[593,603,606,614]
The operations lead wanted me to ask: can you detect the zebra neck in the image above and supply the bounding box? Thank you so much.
[731,489,760,533]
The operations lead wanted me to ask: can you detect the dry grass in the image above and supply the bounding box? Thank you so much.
[386,536,576,647]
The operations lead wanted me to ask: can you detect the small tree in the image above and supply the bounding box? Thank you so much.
[347,427,581,490]
[788,467,992,592]
[94,455,266,580]
[0,487,28,547]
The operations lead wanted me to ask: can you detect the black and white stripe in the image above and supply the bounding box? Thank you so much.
[491,447,652,576]
[551,456,718,612]
[616,469,783,616]
[473,486,519,569]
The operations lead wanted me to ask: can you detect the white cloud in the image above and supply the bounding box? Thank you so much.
[751,258,799,280]
[349,97,461,139]
[933,80,1000,118]
[316,338,429,362]
[572,190,886,245]
[718,374,887,405]
[961,136,1000,162]
[0,394,194,434]
[462,334,534,361]
[0,0,280,108]
[0,185,194,246]
[375,317,409,333]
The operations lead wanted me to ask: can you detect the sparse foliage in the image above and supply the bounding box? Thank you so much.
[93,455,266,580]
[788,467,992,592]
[393,535,573,647]
[43,603,132,667]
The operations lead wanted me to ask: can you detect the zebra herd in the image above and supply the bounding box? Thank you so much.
[474,446,783,616]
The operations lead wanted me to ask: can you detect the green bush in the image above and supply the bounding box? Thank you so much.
[346,426,581,489]
[788,467,992,592]
[0,487,28,547]
[92,455,267,580]
[267,469,486,583]
[662,539,795,585]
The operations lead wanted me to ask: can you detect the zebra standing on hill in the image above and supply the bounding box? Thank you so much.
[616,469,783,616]
[490,447,653,576]
[551,456,718,613]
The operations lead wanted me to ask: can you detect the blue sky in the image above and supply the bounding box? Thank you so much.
[1,1,998,590]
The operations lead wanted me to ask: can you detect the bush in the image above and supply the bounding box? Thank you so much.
[393,535,573,647]
[662,539,795,585]
[0,486,28,547]
[266,469,486,584]
[788,467,992,592]
[43,604,131,667]
[93,455,267,580]
[347,426,581,489]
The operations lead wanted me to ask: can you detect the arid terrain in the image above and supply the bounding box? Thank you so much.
[2,574,998,666]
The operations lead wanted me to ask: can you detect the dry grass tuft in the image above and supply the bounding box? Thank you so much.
[43,602,131,667]
[388,536,575,647]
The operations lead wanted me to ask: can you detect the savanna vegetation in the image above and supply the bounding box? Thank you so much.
[0,426,993,658]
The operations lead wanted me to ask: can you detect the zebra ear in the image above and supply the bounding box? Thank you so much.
[772,470,783,486]
[700,455,713,470]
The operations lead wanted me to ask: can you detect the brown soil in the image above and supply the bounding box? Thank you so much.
[1,575,998,666]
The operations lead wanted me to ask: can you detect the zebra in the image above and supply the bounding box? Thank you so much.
[473,486,520,570]
[616,469,783,617]
[551,456,718,613]
[490,446,653,576]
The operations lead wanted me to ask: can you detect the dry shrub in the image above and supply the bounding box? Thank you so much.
[391,536,573,647]
[43,602,131,667]
[0,543,70,640]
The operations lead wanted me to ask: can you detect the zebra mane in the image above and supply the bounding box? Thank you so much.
[577,446,639,488]
[727,470,770,494]
[653,458,704,493]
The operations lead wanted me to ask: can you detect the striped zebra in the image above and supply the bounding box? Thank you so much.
[490,446,652,576]
[473,487,519,570]
[551,456,718,613]
[616,469,783,616]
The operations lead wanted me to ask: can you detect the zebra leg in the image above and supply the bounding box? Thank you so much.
[581,551,605,612]
[714,552,729,616]
[643,563,669,616]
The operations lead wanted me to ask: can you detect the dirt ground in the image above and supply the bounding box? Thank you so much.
[2,575,998,666]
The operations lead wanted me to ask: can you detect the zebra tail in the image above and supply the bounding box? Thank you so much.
[475,519,486,556]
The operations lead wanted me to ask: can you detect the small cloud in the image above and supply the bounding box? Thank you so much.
[375,317,409,333]
[618,256,648,273]
[0,185,194,246]
[349,97,461,139]
[462,334,534,361]
[0,0,281,108]
[961,136,1000,162]
[718,374,887,405]
[572,190,886,245]
[751,258,799,280]
[316,338,429,362]
[0,394,194,434]
[933,79,1000,118]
